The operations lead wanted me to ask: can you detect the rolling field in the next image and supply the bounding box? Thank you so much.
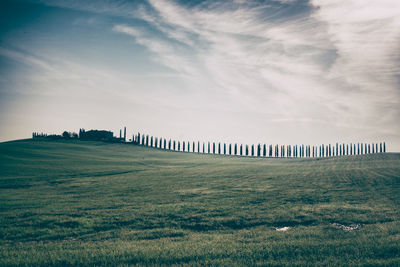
[0,140,399,266]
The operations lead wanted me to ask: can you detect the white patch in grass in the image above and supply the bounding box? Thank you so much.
[332,223,361,232]
[276,226,290,231]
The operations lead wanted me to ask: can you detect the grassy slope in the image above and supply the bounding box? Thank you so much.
[0,140,399,266]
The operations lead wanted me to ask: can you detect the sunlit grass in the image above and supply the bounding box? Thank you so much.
[0,140,399,266]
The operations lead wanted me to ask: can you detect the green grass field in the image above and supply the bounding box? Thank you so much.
[0,140,399,266]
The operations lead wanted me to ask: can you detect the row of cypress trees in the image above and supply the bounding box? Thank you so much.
[131,133,386,157]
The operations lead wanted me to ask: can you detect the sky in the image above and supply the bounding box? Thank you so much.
[1,0,399,151]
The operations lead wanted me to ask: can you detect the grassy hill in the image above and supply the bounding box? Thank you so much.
[0,140,399,266]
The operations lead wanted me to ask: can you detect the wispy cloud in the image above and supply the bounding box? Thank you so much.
[110,0,400,134]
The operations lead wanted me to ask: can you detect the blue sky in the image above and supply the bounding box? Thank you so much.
[1,0,400,151]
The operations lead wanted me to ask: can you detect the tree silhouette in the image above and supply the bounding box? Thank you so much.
[213,142,216,154]
[246,145,249,156]
[208,142,211,154]
[240,144,243,156]
[229,144,232,155]
[384,142,386,152]
[224,143,226,155]
[235,143,237,155]
[62,131,70,139]
[218,143,221,154]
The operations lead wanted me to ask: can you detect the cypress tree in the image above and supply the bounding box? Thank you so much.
[250,145,254,157]
[183,141,185,152]
[380,142,382,153]
[246,145,249,156]
[208,142,210,154]
[213,142,216,154]
[384,142,386,152]
[235,143,237,155]
[229,144,232,155]
[224,143,226,155]
[203,142,205,154]
[173,140,176,151]
[218,143,221,154]
[376,143,378,153]
[240,144,243,156]
[263,144,266,157]
[198,141,200,154]
[372,143,374,153]
[178,141,180,151]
